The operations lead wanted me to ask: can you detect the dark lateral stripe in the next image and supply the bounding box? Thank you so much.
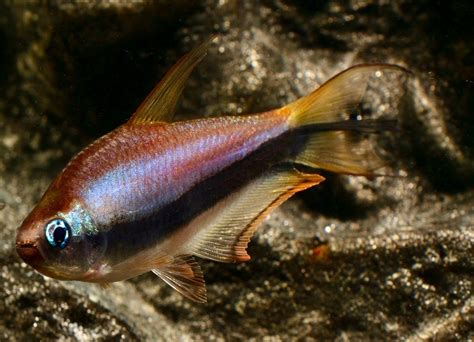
[299,119,398,134]
[103,131,299,265]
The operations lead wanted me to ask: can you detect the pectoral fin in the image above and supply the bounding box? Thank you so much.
[96,249,206,302]
[129,36,216,124]
[152,254,207,303]
[186,169,325,263]
[98,282,111,289]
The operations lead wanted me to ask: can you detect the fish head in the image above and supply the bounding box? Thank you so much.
[16,186,107,281]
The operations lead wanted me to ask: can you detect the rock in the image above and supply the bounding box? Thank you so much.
[0,0,472,340]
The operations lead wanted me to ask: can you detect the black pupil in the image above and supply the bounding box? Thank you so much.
[53,226,67,244]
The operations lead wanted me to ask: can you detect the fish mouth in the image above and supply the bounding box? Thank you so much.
[16,241,44,266]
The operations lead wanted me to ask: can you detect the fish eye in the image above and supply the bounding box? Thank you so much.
[45,218,71,249]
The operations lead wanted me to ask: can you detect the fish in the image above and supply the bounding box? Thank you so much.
[16,38,406,303]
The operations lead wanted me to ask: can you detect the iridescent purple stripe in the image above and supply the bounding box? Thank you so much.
[83,116,287,226]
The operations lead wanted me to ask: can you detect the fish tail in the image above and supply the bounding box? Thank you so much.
[281,64,406,176]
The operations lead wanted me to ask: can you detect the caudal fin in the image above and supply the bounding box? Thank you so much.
[283,64,407,176]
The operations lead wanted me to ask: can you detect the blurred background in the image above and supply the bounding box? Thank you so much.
[0,1,472,340]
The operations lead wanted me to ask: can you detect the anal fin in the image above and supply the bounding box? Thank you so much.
[186,169,325,263]
[152,254,207,303]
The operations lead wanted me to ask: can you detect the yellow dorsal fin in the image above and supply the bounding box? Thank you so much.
[129,37,216,124]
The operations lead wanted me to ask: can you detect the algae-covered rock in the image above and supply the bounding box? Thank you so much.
[0,1,472,340]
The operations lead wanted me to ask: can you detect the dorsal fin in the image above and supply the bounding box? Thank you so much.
[152,254,207,303]
[129,37,216,124]
[186,169,325,263]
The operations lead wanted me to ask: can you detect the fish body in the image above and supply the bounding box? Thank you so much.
[16,38,405,302]
[80,113,287,229]
[53,114,286,280]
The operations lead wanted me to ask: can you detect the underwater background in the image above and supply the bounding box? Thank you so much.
[0,1,472,340]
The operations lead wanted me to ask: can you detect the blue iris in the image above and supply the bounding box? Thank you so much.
[45,219,71,249]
